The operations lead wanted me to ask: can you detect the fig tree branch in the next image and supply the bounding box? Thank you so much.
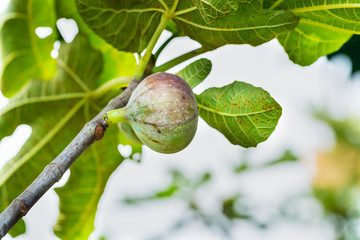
[0,2,183,237]
[0,79,141,239]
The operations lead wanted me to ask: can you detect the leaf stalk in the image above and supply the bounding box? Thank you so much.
[152,47,208,73]
[133,0,180,79]
[91,76,132,98]
[153,34,176,60]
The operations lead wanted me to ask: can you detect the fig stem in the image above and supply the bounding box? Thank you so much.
[134,0,179,80]
[103,108,128,125]
[152,47,207,73]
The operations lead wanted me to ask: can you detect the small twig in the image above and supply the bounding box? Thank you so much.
[152,47,207,73]
[153,33,176,60]
[0,79,141,239]
[133,0,180,80]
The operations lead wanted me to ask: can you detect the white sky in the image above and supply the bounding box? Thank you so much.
[1,1,360,240]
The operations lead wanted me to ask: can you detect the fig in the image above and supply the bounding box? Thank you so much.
[118,122,142,145]
[104,72,198,154]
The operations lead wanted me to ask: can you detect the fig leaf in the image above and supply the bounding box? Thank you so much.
[263,0,360,65]
[176,58,212,89]
[0,0,57,97]
[196,81,282,148]
[75,0,298,52]
[0,34,136,240]
[174,0,299,49]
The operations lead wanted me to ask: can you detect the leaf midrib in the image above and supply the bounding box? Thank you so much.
[77,0,166,15]
[290,3,360,13]
[0,93,85,117]
[27,0,46,79]
[0,12,27,29]
[158,0,169,12]
[197,102,280,117]
[174,16,297,31]
[57,59,90,92]
[180,64,208,88]
[293,23,349,43]
[0,99,86,186]
[269,1,360,12]
[300,18,360,34]
[60,105,104,239]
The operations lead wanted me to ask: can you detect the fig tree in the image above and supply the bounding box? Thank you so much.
[104,72,198,154]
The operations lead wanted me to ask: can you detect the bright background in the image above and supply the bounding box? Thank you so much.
[1,1,360,239]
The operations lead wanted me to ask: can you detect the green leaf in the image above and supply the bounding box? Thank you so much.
[124,170,211,204]
[264,0,360,65]
[56,0,137,86]
[191,0,239,24]
[265,150,297,166]
[0,34,135,239]
[277,23,351,65]
[174,0,299,49]
[75,0,167,53]
[166,19,184,36]
[176,58,212,89]
[0,0,57,97]
[54,127,123,240]
[75,0,298,53]
[196,81,282,148]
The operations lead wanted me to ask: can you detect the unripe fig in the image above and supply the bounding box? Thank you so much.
[104,73,198,154]
[118,122,142,145]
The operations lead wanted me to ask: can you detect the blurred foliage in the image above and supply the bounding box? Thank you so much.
[313,114,360,240]
[118,114,360,240]
[121,151,299,239]
[124,170,212,204]
[234,149,297,173]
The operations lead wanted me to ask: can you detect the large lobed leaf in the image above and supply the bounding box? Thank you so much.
[264,0,360,65]
[75,0,168,53]
[175,0,299,49]
[0,33,135,239]
[196,81,282,147]
[76,0,299,53]
[56,0,137,86]
[0,0,57,97]
[176,58,212,89]
[54,127,124,240]
[191,0,239,24]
